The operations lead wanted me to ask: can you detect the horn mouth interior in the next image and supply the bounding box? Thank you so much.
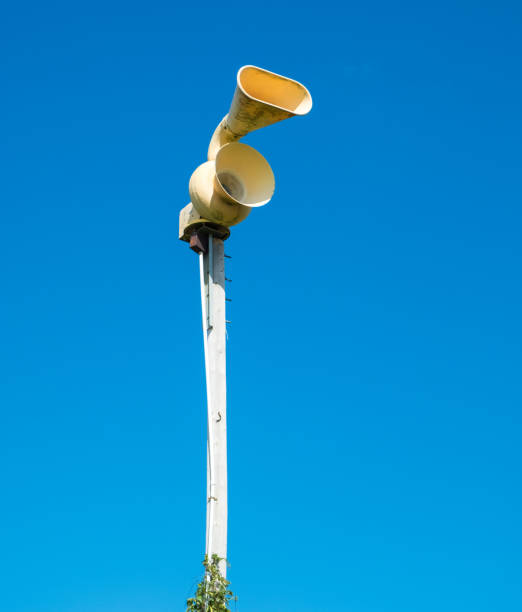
[218,171,246,202]
[238,65,313,116]
[216,143,275,208]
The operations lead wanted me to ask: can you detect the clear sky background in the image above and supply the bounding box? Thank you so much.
[1,1,521,611]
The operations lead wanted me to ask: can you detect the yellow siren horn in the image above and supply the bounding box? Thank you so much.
[188,142,275,227]
[208,65,313,160]
[179,65,311,242]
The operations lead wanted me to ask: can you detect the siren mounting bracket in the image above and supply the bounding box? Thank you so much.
[187,224,230,255]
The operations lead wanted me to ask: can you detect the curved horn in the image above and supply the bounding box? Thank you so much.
[208,65,312,160]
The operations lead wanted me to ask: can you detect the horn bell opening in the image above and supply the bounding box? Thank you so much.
[189,161,251,227]
[215,143,275,208]
[238,65,313,116]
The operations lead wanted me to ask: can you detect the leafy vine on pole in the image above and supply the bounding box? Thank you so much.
[186,554,237,612]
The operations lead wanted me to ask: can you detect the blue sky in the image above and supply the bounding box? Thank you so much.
[1,1,521,610]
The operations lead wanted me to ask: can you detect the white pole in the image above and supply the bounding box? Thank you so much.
[199,234,228,578]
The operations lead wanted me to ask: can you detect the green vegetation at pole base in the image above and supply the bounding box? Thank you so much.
[186,554,237,612]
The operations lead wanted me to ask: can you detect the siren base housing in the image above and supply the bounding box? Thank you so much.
[179,203,230,243]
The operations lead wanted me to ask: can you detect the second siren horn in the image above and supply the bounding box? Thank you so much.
[189,142,275,226]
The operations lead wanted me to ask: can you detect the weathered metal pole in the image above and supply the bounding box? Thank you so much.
[199,234,228,578]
